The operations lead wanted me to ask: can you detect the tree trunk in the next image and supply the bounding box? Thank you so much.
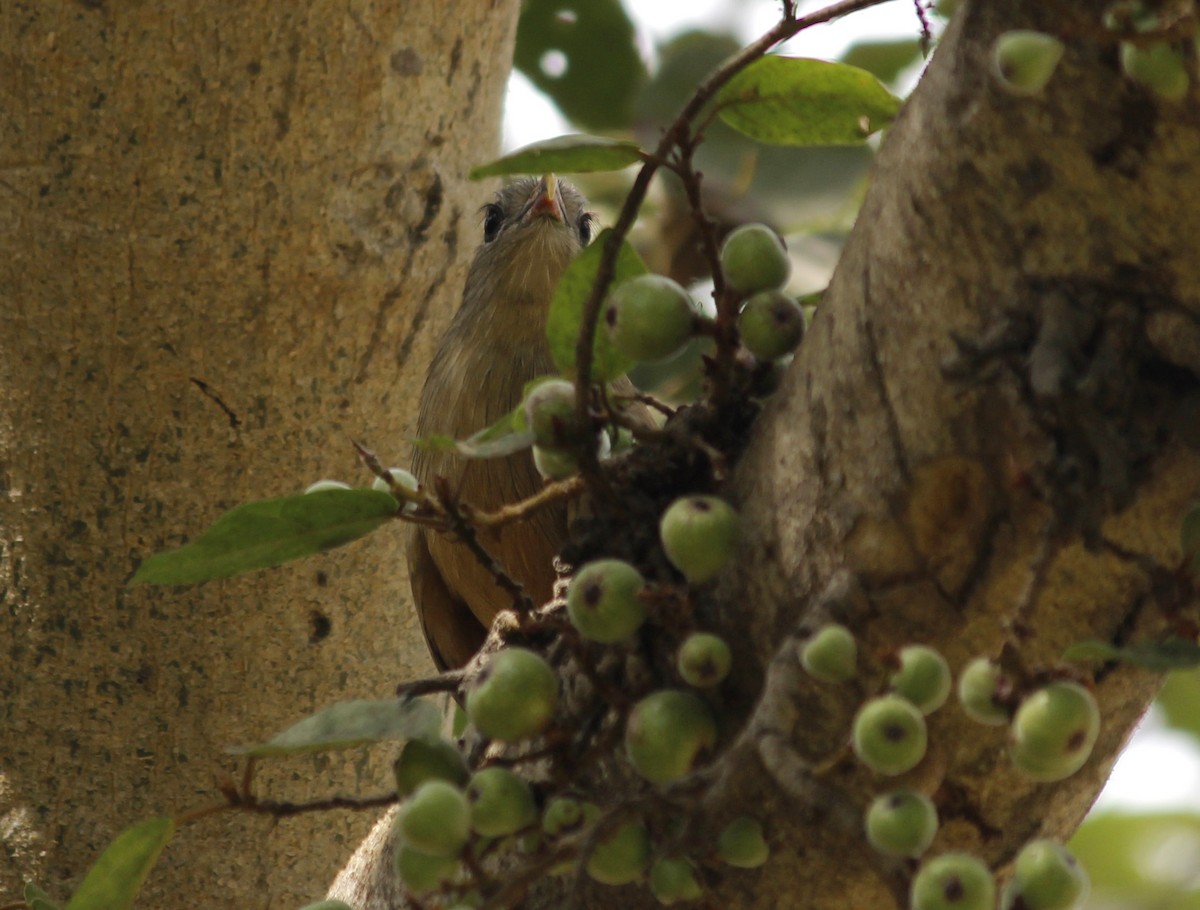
[335,1,1200,908]
[0,2,519,907]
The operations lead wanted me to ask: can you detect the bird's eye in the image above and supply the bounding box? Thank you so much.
[578,214,594,245]
[482,204,504,242]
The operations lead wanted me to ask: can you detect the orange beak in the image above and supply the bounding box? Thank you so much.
[524,173,564,224]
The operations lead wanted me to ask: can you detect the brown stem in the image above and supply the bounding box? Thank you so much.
[472,476,586,529]
[436,477,534,613]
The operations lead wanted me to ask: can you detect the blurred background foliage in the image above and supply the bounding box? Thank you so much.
[508,1,1200,907]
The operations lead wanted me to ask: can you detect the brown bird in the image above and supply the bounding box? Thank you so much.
[407,175,594,671]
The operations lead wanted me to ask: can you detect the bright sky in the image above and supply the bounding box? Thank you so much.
[501,0,1200,817]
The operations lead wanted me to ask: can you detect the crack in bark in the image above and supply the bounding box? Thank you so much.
[860,264,910,484]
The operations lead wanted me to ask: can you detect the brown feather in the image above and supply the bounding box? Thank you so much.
[407,177,589,669]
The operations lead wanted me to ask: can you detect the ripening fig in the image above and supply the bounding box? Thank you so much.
[852,695,928,776]
[542,796,593,838]
[465,648,558,742]
[533,444,579,480]
[1008,681,1100,782]
[1120,41,1189,101]
[393,736,469,796]
[650,856,703,904]
[865,789,939,859]
[801,623,858,683]
[523,379,581,450]
[911,853,996,910]
[957,657,1011,725]
[720,223,790,295]
[566,559,647,643]
[660,495,740,584]
[890,645,952,715]
[1002,839,1089,910]
[371,467,419,497]
[992,31,1065,96]
[466,767,537,837]
[717,816,769,868]
[304,479,351,493]
[738,291,805,360]
[677,632,732,687]
[604,274,697,363]
[397,781,471,858]
[586,820,652,885]
[394,844,457,894]
[625,689,718,785]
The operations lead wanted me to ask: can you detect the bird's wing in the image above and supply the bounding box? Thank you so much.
[406,526,488,672]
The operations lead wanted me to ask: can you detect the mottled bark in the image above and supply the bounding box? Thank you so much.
[0,2,518,907]
[693,2,1198,907]
[520,1,1195,908]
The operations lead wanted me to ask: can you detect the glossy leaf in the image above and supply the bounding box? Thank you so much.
[64,817,174,910]
[470,134,643,180]
[411,399,536,460]
[1064,636,1200,672]
[547,228,647,382]
[716,56,902,146]
[634,32,873,237]
[232,697,442,757]
[131,489,399,586]
[514,0,645,130]
[458,423,535,459]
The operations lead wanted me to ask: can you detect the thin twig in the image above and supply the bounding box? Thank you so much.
[612,389,677,420]
[353,438,425,505]
[472,476,586,529]
[1008,517,1060,633]
[436,477,535,614]
[396,670,467,698]
[227,791,400,818]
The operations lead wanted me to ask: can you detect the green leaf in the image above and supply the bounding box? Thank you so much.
[64,817,174,910]
[841,38,923,86]
[411,401,537,460]
[1157,667,1200,739]
[547,228,647,382]
[716,56,902,146]
[131,489,399,586]
[456,409,536,458]
[24,883,61,910]
[470,134,643,180]
[634,33,874,236]
[1064,636,1200,671]
[449,375,566,457]
[231,697,442,757]
[514,0,645,130]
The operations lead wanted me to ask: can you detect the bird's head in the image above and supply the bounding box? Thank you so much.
[465,174,594,309]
